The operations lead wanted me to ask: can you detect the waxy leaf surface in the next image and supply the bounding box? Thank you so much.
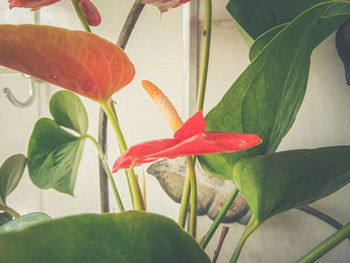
[0,154,26,206]
[249,4,350,61]
[0,213,12,227]
[199,2,349,179]
[0,212,51,233]
[8,0,61,10]
[232,146,350,223]
[50,91,88,135]
[113,111,262,172]
[227,0,323,39]
[0,24,135,102]
[0,212,211,263]
[27,118,85,195]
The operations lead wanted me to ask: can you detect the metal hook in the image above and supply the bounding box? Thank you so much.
[2,76,37,108]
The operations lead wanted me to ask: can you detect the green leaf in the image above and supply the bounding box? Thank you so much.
[249,4,350,61]
[0,212,211,263]
[50,90,88,135]
[0,213,12,227]
[199,2,350,179]
[232,146,350,223]
[0,212,51,233]
[27,118,85,195]
[0,154,26,206]
[227,0,324,40]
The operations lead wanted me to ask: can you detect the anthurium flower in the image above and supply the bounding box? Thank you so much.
[8,0,60,10]
[140,0,191,12]
[8,0,101,26]
[0,24,135,102]
[112,110,262,172]
[76,0,101,26]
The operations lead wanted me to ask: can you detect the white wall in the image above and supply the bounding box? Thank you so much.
[1,0,350,262]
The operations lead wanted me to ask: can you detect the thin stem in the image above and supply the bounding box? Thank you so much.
[297,205,349,240]
[82,134,125,212]
[230,215,260,263]
[178,171,191,228]
[97,1,145,212]
[100,101,143,211]
[196,0,212,112]
[212,226,230,263]
[70,0,91,32]
[201,188,239,249]
[187,156,197,237]
[116,1,145,48]
[297,221,350,263]
[98,108,109,213]
[0,205,20,218]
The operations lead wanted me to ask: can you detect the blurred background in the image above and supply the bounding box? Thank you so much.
[1,0,350,262]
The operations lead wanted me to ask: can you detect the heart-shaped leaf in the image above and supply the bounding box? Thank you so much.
[0,24,135,102]
[199,2,350,179]
[249,4,350,61]
[0,154,26,206]
[232,146,350,223]
[0,212,211,263]
[226,0,323,40]
[0,212,51,233]
[27,118,85,195]
[49,91,88,135]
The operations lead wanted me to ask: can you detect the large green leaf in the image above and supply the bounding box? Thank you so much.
[0,154,26,206]
[0,212,211,263]
[232,146,350,223]
[226,0,324,39]
[199,2,349,179]
[0,212,51,233]
[0,213,12,227]
[27,118,85,195]
[50,91,88,135]
[249,4,350,61]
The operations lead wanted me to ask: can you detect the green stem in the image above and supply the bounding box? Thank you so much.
[71,0,91,32]
[100,101,143,211]
[178,170,191,228]
[297,221,350,263]
[196,0,212,112]
[82,134,125,212]
[201,188,239,249]
[0,205,20,218]
[230,215,260,263]
[187,156,197,237]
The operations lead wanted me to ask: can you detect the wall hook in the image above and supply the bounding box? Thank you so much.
[2,75,37,108]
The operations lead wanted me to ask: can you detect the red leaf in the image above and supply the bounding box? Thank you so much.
[77,0,101,26]
[0,24,135,102]
[112,112,262,172]
[8,0,61,11]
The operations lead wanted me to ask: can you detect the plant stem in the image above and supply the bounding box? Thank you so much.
[201,188,239,249]
[98,1,145,212]
[100,101,143,211]
[196,0,212,112]
[0,205,20,218]
[187,156,197,237]
[82,134,125,212]
[230,215,260,263]
[178,169,191,228]
[297,221,350,263]
[212,226,230,263]
[70,0,91,32]
[297,205,349,240]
